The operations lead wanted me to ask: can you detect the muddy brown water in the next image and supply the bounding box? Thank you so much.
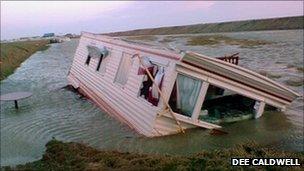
[1,30,303,166]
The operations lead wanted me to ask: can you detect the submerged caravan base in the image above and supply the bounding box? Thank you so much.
[67,32,300,137]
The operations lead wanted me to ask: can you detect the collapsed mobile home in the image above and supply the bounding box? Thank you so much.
[67,32,300,137]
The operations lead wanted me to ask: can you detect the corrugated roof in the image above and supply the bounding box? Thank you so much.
[180,52,300,103]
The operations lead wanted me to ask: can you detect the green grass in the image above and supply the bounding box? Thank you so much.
[125,35,157,41]
[296,66,304,73]
[3,139,303,171]
[187,35,271,48]
[106,16,303,37]
[187,35,220,46]
[267,74,282,79]
[0,40,50,80]
[285,64,304,73]
[285,78,304,87]
[159,37,174,43]
[258,71,282,79]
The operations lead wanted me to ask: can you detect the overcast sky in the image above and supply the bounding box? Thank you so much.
[1,1,303,40]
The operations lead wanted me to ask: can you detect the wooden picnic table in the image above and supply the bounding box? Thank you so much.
[0,92,32,109]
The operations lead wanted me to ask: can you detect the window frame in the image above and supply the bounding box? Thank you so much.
[168,73,206,119]
[169,70,261,121]
[137,60,167,106]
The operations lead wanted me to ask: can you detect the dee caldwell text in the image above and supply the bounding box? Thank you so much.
[231,158,301,166]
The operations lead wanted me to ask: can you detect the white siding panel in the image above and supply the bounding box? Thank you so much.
[70,63,157,124]
[68,33,184,137]
[153,116,196,136]
[70,68,155,135]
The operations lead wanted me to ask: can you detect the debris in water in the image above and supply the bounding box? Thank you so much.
[210,129,228,135]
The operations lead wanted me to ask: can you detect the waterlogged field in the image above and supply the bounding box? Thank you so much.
[0,40,50,80]
[1,30,303,166]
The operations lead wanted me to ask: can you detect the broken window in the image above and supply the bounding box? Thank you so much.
[138,62,164,106]
[86,45,109,69]
[137,57,164,106]
[114,53,132,85]
[169,74,202,117]
[199,84,256,123]
[169,72,268,123]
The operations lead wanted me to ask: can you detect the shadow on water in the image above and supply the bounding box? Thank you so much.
[1,30,303,166]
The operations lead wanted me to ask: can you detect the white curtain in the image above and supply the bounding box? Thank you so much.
[176,74,202,117]
[114,53,132,85]
[151,67,164,99]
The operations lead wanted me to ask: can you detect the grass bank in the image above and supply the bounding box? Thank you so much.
[125,35,158,42]
[0,40,50,80]
[3,140,303,171]
[186,35,271,48]
[107,16,303,36]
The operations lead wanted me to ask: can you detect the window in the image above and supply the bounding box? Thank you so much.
[168,73,261,123]
[86,45,108,68]
[139,64,164,106]
[199,84,256,124]
[85,55,91,65]
[169,74,202,117]
[114,53,132,85]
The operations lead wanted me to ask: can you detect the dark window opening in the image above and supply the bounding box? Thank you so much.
[85,55,91,65]
[96,54,104,71]
[169,82,178,112]
[199,84,256,123]
[139,65,164,106]
[140,72,154,100]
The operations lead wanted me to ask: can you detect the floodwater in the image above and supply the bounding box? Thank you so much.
[1,30,303,166]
